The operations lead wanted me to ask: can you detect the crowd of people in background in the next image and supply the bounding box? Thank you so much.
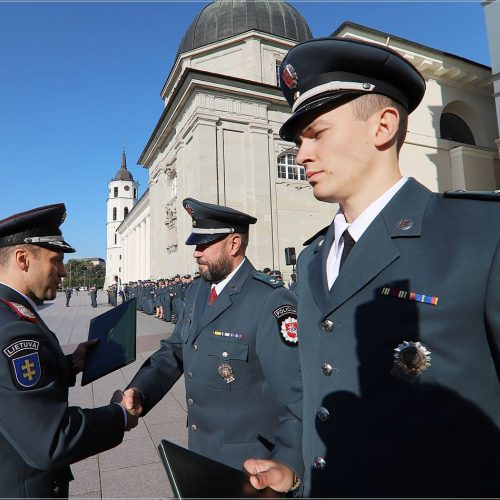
[101,267,297,320]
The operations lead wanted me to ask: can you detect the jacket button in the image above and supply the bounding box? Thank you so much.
[53,484,60,494]
[222,351,228,358]
[321,319,334,333]
[187,371,193,378]
[321,362,333,376]
[192,344,198,351]
[314,457,326,470]
[187,398,193,405]
[317,407,330,422]
[191,424,198,431]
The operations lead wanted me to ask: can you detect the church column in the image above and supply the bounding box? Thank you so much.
[145,216,151,279]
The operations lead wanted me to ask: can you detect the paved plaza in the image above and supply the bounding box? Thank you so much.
[39,290,187,499]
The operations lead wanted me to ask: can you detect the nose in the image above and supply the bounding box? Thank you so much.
[296,141,311,168]
[193,247,202,259]
[60,265,68,278]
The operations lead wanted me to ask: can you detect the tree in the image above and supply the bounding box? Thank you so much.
[63,259,105,289]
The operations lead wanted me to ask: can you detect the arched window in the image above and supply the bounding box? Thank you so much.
[114,187,118,197]
[278,152,305,181]
[440,113,475,145]
[124,207,129,218]
[112,207,117,221]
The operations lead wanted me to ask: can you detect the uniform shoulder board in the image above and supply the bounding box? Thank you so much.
[303,225,329,246]
[444,190,500,201]
[252,271,284,288]
[0,298,37,323]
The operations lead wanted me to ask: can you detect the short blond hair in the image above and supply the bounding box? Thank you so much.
[351,94,408,154]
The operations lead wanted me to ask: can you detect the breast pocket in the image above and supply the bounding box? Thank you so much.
[207,339,248,392]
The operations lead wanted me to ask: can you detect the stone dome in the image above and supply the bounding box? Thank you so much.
[177,0,312,55]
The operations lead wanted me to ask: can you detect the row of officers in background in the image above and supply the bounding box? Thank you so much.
[106,269,297,322]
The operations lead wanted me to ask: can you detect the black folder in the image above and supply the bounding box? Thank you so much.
[158,439,284,499]
[81,298,137,386]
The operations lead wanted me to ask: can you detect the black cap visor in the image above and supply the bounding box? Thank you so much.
[280,91,362,141]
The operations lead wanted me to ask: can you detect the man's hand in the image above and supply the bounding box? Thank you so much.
[70,338,99,374]
[111,390,141,431]
[243,458,295,493]
[123,387,144,414]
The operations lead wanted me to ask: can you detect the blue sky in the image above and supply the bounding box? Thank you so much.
[0,1,491,259]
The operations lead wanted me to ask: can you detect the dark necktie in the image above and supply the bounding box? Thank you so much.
[208,286,217,305]
[339,229,356,270]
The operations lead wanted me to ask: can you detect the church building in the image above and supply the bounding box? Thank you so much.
[109,0,499,283]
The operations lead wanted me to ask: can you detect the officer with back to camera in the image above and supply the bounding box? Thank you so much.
[123,199,303,483]
[244,37,500,498]
[0,203,138,498]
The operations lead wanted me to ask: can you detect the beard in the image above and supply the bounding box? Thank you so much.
[197,253,233,283]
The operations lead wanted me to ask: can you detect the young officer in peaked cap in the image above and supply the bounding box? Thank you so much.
[245,37,500,497]
[123,198,303,488]
[0,204,137,498]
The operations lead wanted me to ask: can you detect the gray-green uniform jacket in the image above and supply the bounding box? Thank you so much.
[296,178,500,497]
[128,259,303,475]
[0,284,124,498]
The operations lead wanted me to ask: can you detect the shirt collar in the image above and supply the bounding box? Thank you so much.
[334,176,409,252]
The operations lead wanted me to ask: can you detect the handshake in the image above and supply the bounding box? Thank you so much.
[111,388,143,431]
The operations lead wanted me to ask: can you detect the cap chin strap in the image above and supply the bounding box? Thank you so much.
[292,81,375,112]
[24,235,65,244]
[191,228,235,235]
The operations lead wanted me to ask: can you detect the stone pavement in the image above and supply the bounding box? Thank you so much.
[39,290,186,499]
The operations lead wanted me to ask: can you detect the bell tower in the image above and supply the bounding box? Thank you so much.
[105,148,138,287]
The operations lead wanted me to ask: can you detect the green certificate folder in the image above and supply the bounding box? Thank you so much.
[158,439,284,499]
[81,298,137,386]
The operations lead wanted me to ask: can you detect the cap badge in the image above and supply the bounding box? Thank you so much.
[391,340,431,383]
[218,363,235,384]
[282,64,298,90]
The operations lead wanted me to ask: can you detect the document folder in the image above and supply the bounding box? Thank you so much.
[81,298,137,386]
[158,439,284,499]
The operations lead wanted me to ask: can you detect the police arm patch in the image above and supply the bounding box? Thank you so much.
[273,305,298,347]
[3,339,43,390]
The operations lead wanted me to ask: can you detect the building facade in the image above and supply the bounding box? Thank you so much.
[112,0,499,283]
[484,0,500,155]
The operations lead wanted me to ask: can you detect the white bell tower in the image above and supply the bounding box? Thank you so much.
[105,148,138,287]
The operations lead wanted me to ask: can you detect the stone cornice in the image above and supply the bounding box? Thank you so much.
[335,23,492,93]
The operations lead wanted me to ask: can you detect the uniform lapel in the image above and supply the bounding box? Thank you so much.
[191,259,251,343]
[323,178,432,316]
[308,222,335,311]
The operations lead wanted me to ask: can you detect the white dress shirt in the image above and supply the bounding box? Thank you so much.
[210,257,246,297]
[326,177,408,289]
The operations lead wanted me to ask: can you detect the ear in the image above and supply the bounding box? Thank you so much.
[227,234,242,257]
[373,107,399,149]
[13,247,29,272]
